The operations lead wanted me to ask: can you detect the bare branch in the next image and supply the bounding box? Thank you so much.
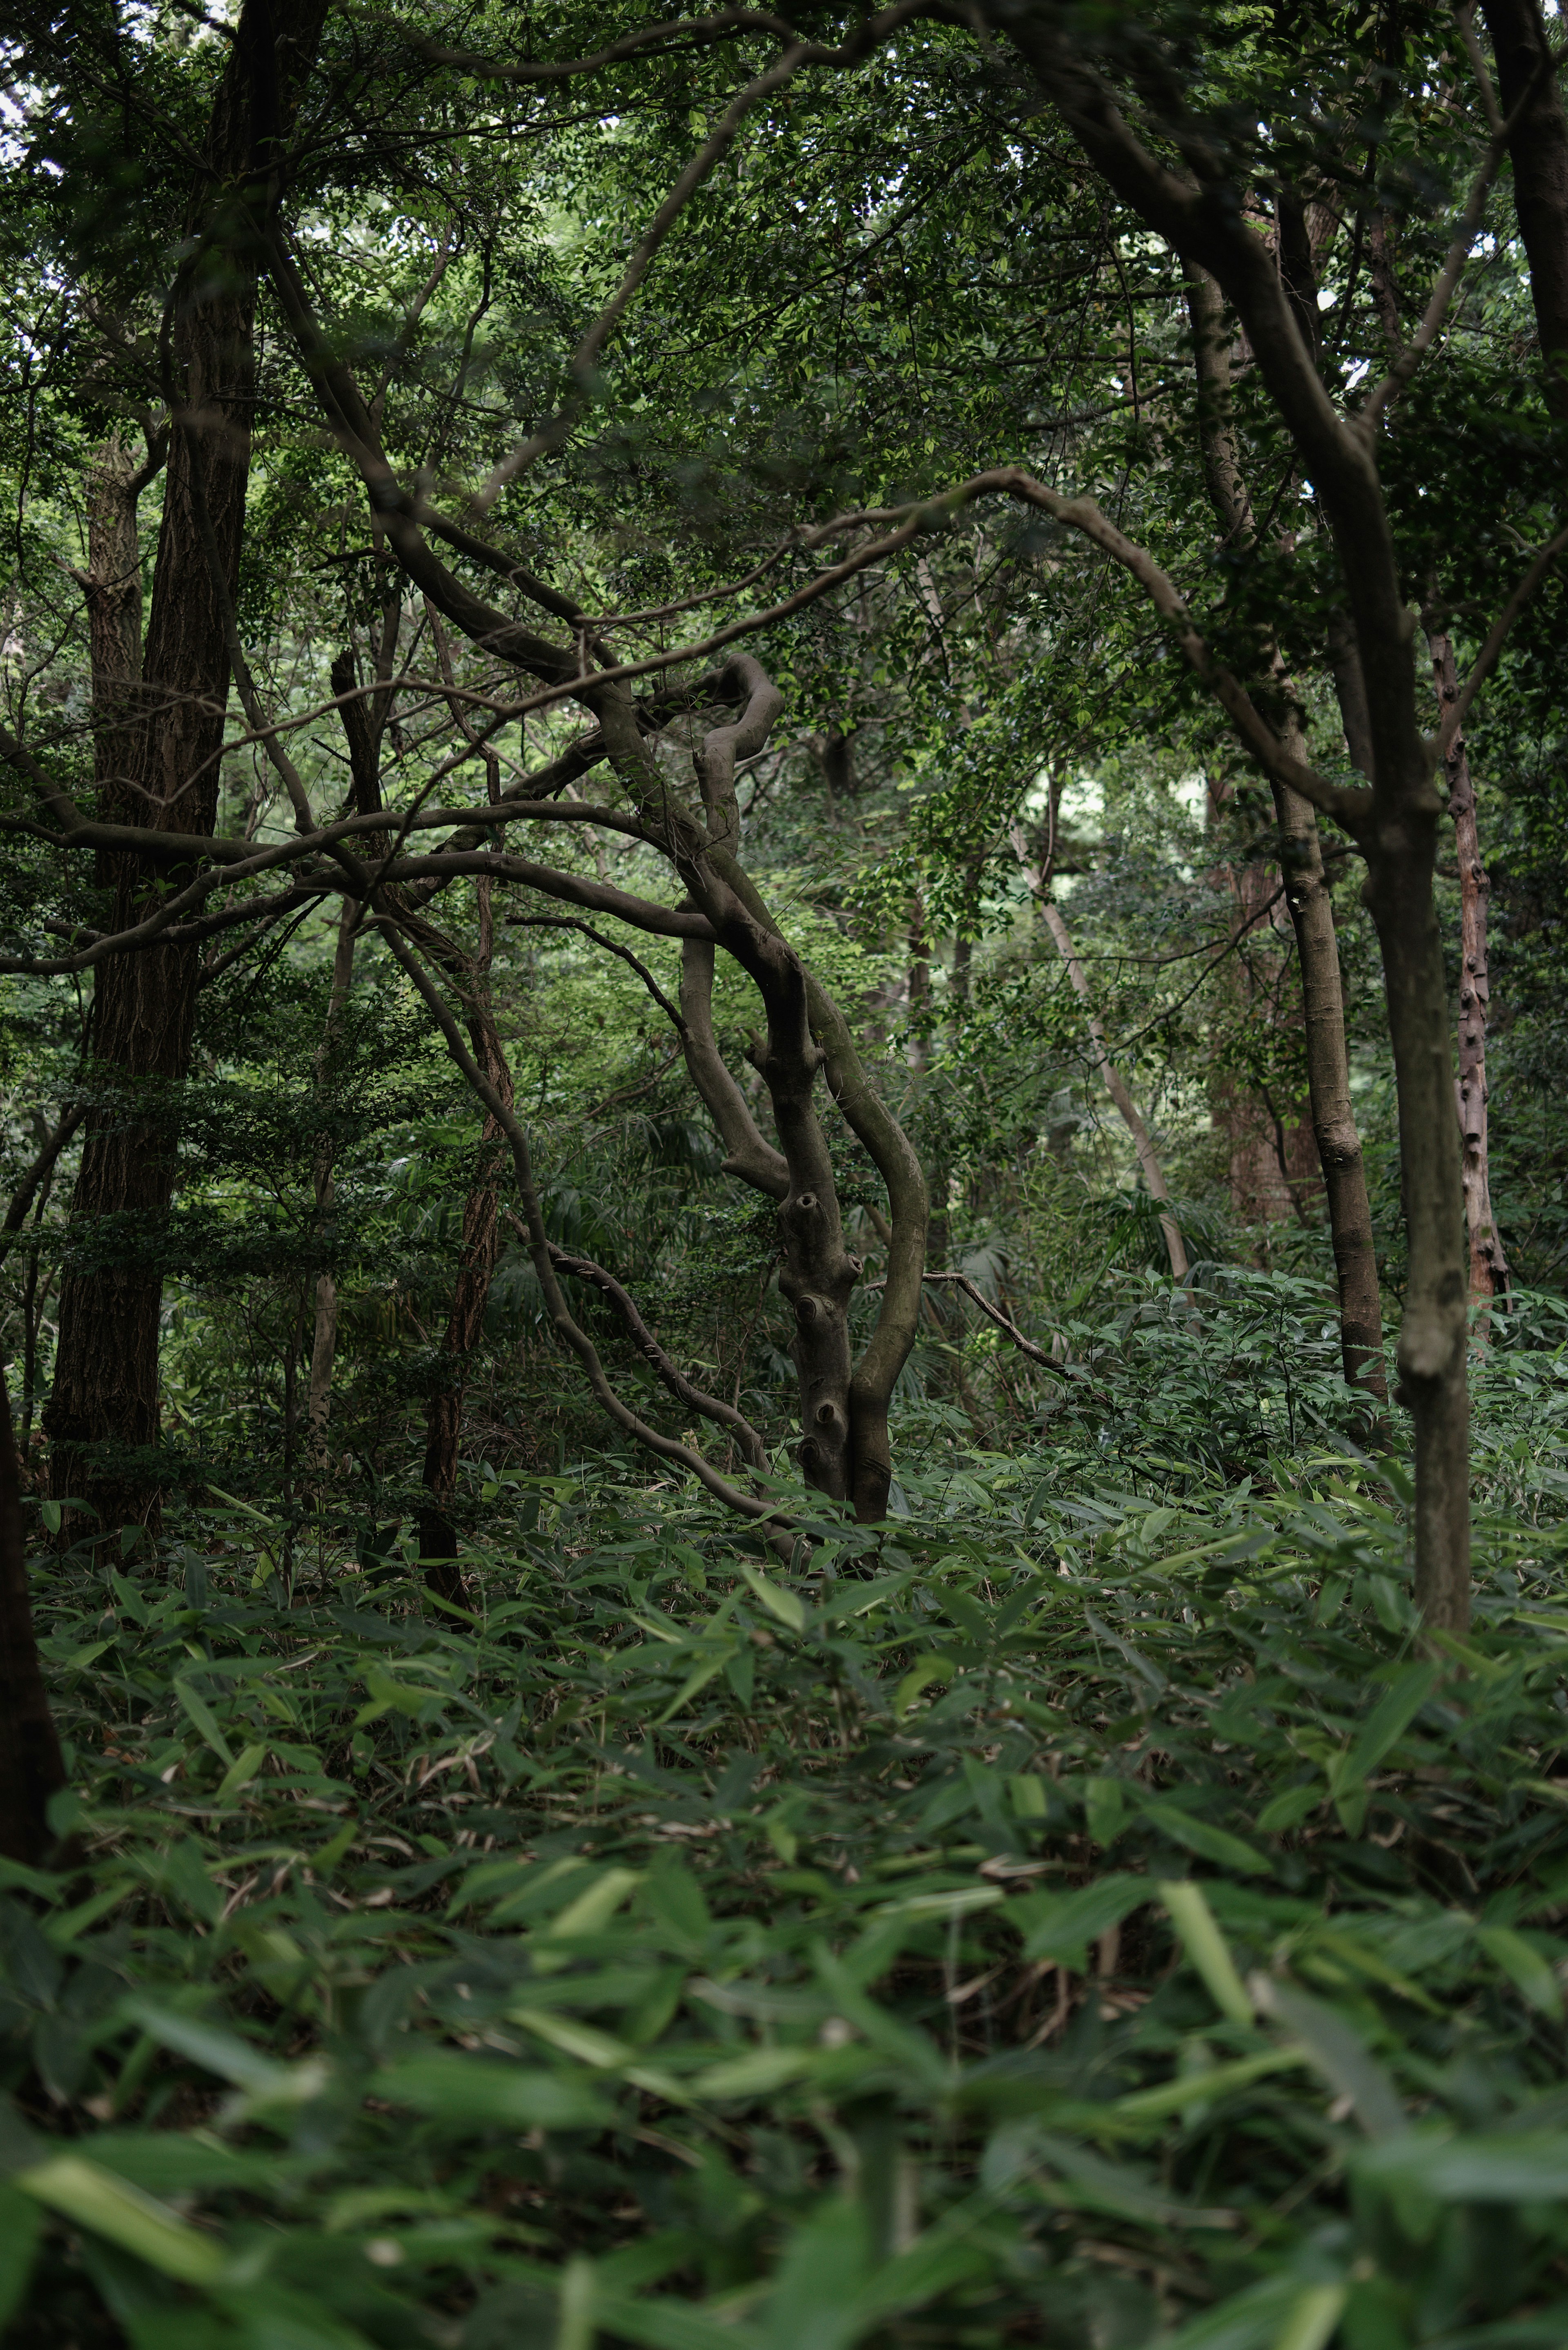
[503,913,686,1028]
[505,1211,770,1473]
[1440,519,1568,751]
[378,919,795,1544]
[2,1106,85,1236]
[865,1269,1058,1369]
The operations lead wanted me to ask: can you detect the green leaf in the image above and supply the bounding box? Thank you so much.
[735,1560,805,1634]
[762,2198,870,2350]
[1013,1873,1148,1967]
[1140,1799,1269,1875]
[1107,2048,1308,2127]
[174,1682,235,1769]
[1160,1880,1254,2027]
[1271,2283,1347,2350]
[530,1867,644,1972]
[1338,1660,1440,1797]
[1256,1784,1319,1835]
[158,1839,225,1927]
[371,2054,612,2131]
[215,1744,267,1804]
[1478,1924,1564,2019]
[1251,1979,1405,2138]
[1355,2132,1568,2201]
[17,2156,228,2285]
[692,2047,817,2100]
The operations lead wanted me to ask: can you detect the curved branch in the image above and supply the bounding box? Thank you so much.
[504,913,685,1028]
[2,1106,85,1237]
[1441,519,1568,751]
[865,1271,1058,1370]
[694,654,784,850]
[377,918,795,1546]
[511,1215,770,1473]
[679,938,790,1199]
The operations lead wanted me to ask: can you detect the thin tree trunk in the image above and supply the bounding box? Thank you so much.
[0,1391,69,1868]
[1427,627,1509,1312]
[1011,827,1189,1282]
[1187,266,1386,1405]
[46,0,325,1532]
[1272,776,1389,1406]
[307,897,361,1456]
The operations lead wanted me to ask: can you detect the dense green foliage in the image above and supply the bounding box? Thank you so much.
[2,0,1568,2337]
[5,1402,1568,2347]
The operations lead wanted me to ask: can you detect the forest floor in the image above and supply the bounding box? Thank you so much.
[7,1311,1568,2347]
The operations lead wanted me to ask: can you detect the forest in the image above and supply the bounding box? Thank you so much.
[0,0,1567,2340]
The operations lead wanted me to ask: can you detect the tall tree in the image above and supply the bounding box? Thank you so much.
[43,0,325,1530]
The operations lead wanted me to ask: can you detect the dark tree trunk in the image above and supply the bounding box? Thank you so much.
[45,0,324,1531]
[1481,0,1568,415]
[0,1397,69,1868]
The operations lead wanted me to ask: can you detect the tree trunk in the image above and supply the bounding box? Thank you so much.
[0,1395,69,1868]
[1427,628,1509,1312]
[1361,784,1471,1633]
[78,435,154,800]
[1186,268,1385,1404]
[1481,0,1568,415]
[1273,779,1389,1406]
[416,946,513,1608]
[46,0,325,1530]
[307,898,361,1458]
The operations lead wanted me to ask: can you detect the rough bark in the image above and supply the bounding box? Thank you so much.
[1427,627,1509,1310]
[47,0,325,1528]
[0,1395,69,1868]
[1481,0,1568,415]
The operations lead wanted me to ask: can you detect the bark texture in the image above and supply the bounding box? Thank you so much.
[47,0,325,1526]
[1428,627,1509,1308]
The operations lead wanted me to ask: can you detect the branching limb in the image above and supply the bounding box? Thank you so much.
[2,1106,85,1237]
[377,919,795,1545]
[679,938,790,1200]
[504,914,685,1028]
[503,1210,771,1473]
[179,411,317,834]
[1440,520,1568,751]
[694,656,784,850]
[866,1270,1058,1370]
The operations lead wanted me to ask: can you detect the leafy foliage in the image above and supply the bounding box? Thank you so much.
[7,1429,1568,2346]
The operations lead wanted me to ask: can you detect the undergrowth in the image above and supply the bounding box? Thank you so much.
[7,1411,1568,2347]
